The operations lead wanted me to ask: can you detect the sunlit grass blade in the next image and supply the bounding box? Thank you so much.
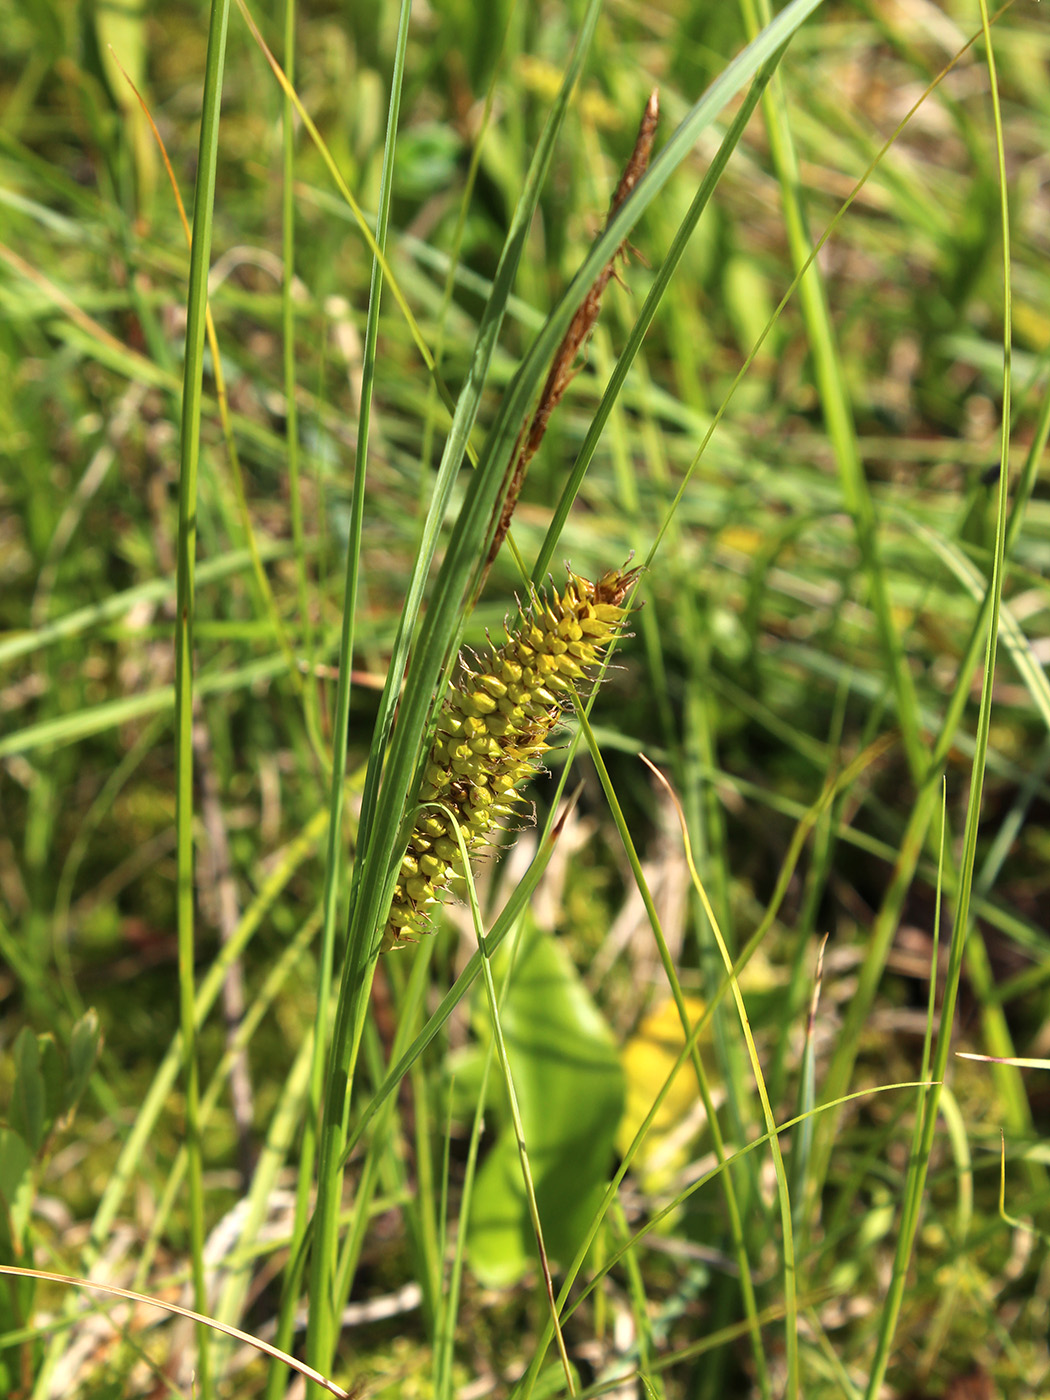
[0,1265,350,1398]
[789,935,826,1237]
[863,781,947,1394]
[171,0,233,1390]
[638,758,799,1399]
[0,645,331,760]
[575,719,769,1393]
[298,0,414,1382]
[864,5,1017,1390]
[280,0,312,707]
[107,47,303,711]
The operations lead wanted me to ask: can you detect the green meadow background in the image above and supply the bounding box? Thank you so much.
[1,0,1049,1397]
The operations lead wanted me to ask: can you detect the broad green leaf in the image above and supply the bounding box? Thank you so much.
[468,926,624,1287]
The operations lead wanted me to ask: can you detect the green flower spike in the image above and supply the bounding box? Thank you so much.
[382,564,640,951]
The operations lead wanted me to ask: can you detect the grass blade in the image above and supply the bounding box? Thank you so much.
[172,1,233,1389]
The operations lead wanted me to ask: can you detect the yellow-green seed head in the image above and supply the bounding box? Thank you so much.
[381,563,638,951]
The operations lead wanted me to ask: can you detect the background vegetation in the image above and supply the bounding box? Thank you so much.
[1,0,1049,1397]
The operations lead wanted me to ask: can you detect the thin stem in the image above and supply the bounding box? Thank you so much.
[173,0,233,1392]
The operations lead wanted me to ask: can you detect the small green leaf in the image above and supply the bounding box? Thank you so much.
[38,1035,64,1135]
[10,1029,45,1154]
[65,1009,102,1117]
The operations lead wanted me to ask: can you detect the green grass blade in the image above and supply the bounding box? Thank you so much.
[281,0,312,695]
[0,645,334,760]
[0,542,299,668]
[864,6,1014,1388]
[301,0,414,1380]
[172,0,232,1389]
[864,783,947,1394]
[567,717,769,1395]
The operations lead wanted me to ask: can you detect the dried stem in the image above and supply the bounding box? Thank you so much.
[486,89,659,567]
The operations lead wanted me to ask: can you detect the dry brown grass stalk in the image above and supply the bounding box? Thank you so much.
[486,88,659,566]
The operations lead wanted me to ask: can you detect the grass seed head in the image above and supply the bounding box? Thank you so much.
[382,563,638,951]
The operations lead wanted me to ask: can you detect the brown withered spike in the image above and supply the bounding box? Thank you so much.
[486,89,659,568]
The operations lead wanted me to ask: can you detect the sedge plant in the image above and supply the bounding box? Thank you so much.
[4,1,1049,1398]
